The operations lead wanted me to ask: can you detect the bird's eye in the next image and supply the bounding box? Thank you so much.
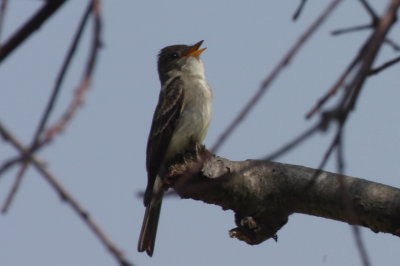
[170,53,179,59]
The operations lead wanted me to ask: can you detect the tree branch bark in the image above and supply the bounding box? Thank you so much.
[168,148,400,245]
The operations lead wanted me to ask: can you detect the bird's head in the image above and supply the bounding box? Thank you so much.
[157,40,206,84]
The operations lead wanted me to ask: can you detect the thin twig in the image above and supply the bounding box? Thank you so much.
[331,24,372,35]
[359,0,378,20]
[32,1,93,151]
[331,0,378,36]
[308,0,398,119]
[45,0,102,142]
[384,38,400,51]
[0,156,22,176]
[303,120,342,192]
[351,225,371,266]
[335,124,371,266]
[0,0,8,42]
[210,0,343,153]
[1,2,94,214]
[1,162,28,213]
[305,47,365,119]
[310,2,400,264]
[335,125,345,174]
[292,0,307,21]
[262,122,321,161]
[368,55,400,75]
[343,0,399,112]
[0,0,67,62]
[0,121,133,266]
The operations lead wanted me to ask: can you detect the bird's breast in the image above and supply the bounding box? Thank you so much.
[164,77,212,161]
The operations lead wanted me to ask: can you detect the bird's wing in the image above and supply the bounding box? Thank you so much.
[144,76,184,205]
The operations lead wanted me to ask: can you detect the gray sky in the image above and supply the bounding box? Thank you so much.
[1,1,399,266]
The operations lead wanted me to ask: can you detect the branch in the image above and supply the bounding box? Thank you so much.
[292,0,307,21]
[210,0,343,153]
[331,0,378,35]
[341,0,399,113]
[368,55,400,75]
[0,0,8,42]
[0,122,132,266]
[1,0,94,214]
[307,0,399,118]
[168,149,400,245]
[0,0,67,62]
[45,0,102,142]
[305,52,363,119]
[384,38,400,51]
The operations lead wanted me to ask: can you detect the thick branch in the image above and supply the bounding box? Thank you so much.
[168,149,400,245]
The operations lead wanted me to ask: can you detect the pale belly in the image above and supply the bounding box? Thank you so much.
[164,80,212,162]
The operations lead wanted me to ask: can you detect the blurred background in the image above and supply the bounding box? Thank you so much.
[0,1,399,265]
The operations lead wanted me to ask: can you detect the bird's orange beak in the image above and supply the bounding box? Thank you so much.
[184,40,206,57]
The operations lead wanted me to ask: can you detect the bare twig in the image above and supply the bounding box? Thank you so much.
[1,162,28,213]
[1,1,94,213]
[0,0,8,42]
[302,117,343,193]
[308,0,399,119]
[0,0,67,63]
[331,24,372,35]
[210,0,343,153]
[342,0,399,112]
[351,224,371,266]
[292,0,307,21]
[45,0,102,142]
[335,128,345,174]
[262,122,321,161]
[306,2,400,264]
[335,125,371,266]
[32,1,93,150]
[0,2,128,264]
[384,38,400,51]
[317,122,341,171]
[368,55,400,75]
[0,122,132,266]
[359,0,379,20]
[0,156,21,176]
[331,0,378,36]
[305,49,364,119]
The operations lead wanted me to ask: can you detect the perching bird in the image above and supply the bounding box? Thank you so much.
[138,40,212,256]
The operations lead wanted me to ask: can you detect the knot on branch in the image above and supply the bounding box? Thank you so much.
[165,147,290,245]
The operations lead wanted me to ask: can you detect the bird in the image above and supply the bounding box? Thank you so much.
[138,40,213,256]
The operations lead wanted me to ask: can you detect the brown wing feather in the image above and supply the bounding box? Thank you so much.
[144,76,184,205]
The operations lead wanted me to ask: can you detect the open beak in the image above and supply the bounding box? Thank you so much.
[184,40,206,57]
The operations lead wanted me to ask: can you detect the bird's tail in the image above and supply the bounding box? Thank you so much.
[138,196,163,256]
[138,178,164,257]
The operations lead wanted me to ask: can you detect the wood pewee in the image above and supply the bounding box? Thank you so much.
[138,40,212,256]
